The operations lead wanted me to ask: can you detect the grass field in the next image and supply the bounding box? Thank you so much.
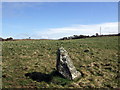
[2,36,119,88]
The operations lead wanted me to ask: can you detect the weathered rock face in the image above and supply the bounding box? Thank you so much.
[56,47,81,80]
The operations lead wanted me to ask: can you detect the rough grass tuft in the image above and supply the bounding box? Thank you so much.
[2,36,119,88]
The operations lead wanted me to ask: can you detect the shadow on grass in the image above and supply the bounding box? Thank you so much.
[25,70,71,86]
[25,72,52,82]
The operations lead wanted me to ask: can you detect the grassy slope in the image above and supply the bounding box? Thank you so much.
[2,36,119,88]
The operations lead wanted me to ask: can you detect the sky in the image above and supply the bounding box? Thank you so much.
[2,2,118,39]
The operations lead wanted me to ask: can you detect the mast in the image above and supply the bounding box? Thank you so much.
[100,26,101,35]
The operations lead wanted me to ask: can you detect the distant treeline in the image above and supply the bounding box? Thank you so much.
[1,33,120,41]
[0,37,51,41]
[0,37,13,41]
[59,33,120,40]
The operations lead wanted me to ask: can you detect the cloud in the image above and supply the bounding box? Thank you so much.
[5,22,117,39]
[33,22,118,39]
[13,33,30,39]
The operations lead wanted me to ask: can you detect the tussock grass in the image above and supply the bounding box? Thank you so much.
[2,36,119,88]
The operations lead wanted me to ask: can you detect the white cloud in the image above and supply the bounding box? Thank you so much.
[34,22,118,39]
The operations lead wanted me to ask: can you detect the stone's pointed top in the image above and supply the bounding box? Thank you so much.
[59,47,66,51]
[58,47,69,57]
[56,47,81,80]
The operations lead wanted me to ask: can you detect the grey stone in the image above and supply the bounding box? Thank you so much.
[56,47,81,80]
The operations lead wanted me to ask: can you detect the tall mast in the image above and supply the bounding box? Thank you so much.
[100,26,101,35]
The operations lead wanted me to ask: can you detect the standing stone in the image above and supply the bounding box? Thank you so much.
[56,47,81,80]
